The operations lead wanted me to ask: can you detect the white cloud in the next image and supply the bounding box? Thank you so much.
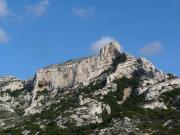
[91,36,119,54]
[0,0,9,17]
[139,41,163,56]
[0,28,9,43]
[26,0,50,17]
[0,0,23,23]
[0,1,10,44]
[73,7,95,18]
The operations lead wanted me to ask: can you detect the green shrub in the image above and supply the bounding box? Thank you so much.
[160,88,180,108]
[6,89,23,97]
[79,80,106,94]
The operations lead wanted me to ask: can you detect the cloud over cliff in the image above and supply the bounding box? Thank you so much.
[91,36,120,54]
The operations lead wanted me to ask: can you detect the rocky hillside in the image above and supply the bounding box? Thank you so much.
[0,42,180,135]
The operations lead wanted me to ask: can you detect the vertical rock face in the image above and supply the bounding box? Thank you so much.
[34,42,121,90]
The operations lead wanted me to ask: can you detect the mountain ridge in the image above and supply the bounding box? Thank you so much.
[0,41,180,135]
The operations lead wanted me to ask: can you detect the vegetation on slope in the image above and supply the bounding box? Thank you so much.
[1,77,180,135]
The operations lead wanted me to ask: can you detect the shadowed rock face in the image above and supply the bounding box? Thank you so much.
[34,42,121,90]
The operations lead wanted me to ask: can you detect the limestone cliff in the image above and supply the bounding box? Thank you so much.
[34,42,121,90]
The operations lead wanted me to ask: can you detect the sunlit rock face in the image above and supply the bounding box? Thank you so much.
[0,76,24,92]
[34,42,121,90]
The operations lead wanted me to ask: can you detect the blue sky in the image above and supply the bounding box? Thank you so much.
[0,0,180,79]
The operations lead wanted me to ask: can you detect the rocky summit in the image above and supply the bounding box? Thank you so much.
[0,41,180,135]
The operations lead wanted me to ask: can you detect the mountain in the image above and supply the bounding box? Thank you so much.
[0,42,180,135]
